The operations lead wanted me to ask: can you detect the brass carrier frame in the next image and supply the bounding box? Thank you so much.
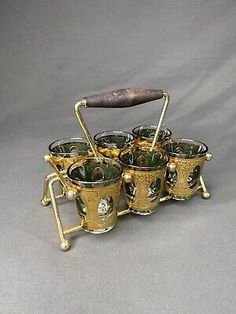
[40,88,212,251]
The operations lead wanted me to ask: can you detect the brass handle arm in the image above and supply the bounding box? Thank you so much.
[74,88,170,155]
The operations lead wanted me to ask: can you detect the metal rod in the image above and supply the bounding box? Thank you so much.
[42,173,57,200]
[49,177,67,243]
[63,222,84,235]
[74,100,99,158]
[199,175,211,199]
[41,172,66,204]
[151,92,170,150]
[43,193,65,203]
[199,176,207,193]
[117,208,132,217]
[160,194,172,202]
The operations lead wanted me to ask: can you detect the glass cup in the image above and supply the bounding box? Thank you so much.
[94,130,134,159]
[119,147,169,215]
[161,138,208,200]
[49,137,90,171]
[132,124,172,149]
[67,157,123,233]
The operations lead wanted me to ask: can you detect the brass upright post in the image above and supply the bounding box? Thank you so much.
[74,100,100,158]
[151,92,170,150]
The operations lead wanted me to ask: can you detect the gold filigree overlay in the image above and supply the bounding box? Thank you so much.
[76,180,122,232]
[166,156,205,199]
[123,167,167,214]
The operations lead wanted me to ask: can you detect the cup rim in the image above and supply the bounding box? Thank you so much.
[67,157,123,187]
[162,138,208,158]
[118,146,169,171]
[49,137,90,157]
[132,125,172,141]
[94,130,134,149]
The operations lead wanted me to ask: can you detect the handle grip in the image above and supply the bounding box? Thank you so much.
[83,88,163,108]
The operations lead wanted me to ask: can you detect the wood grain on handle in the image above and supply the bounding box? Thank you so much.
[83,88,163,108]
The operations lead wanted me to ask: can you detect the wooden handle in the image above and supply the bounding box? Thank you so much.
[83,88,164,108]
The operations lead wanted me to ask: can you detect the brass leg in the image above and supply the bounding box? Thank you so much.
[48,177,71,251]
[41,173,65,206]
[199,175,211,199]
[117,207,132,217]
[160,194,172,202]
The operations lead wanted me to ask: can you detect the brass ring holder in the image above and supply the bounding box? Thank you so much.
[41,88,212,251]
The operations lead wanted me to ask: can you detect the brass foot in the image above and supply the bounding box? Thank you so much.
[60,240,71,251]
[41,198,51,206]
[201,191,211,199]
[199,176,211,200]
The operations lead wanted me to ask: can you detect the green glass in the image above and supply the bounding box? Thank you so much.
[67,157,123,234]
[132,125,172,142]
[148,178,162,201]
[188,166,201,188]
[119,147,169,215]
[49,137,90,157]
[94,131,133,149]
[162,138,208,200]
[162,139,208,158]
[67,157,122,188]
[119,147,168,170]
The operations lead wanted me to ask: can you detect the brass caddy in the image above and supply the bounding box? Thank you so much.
[41,88,212,251]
